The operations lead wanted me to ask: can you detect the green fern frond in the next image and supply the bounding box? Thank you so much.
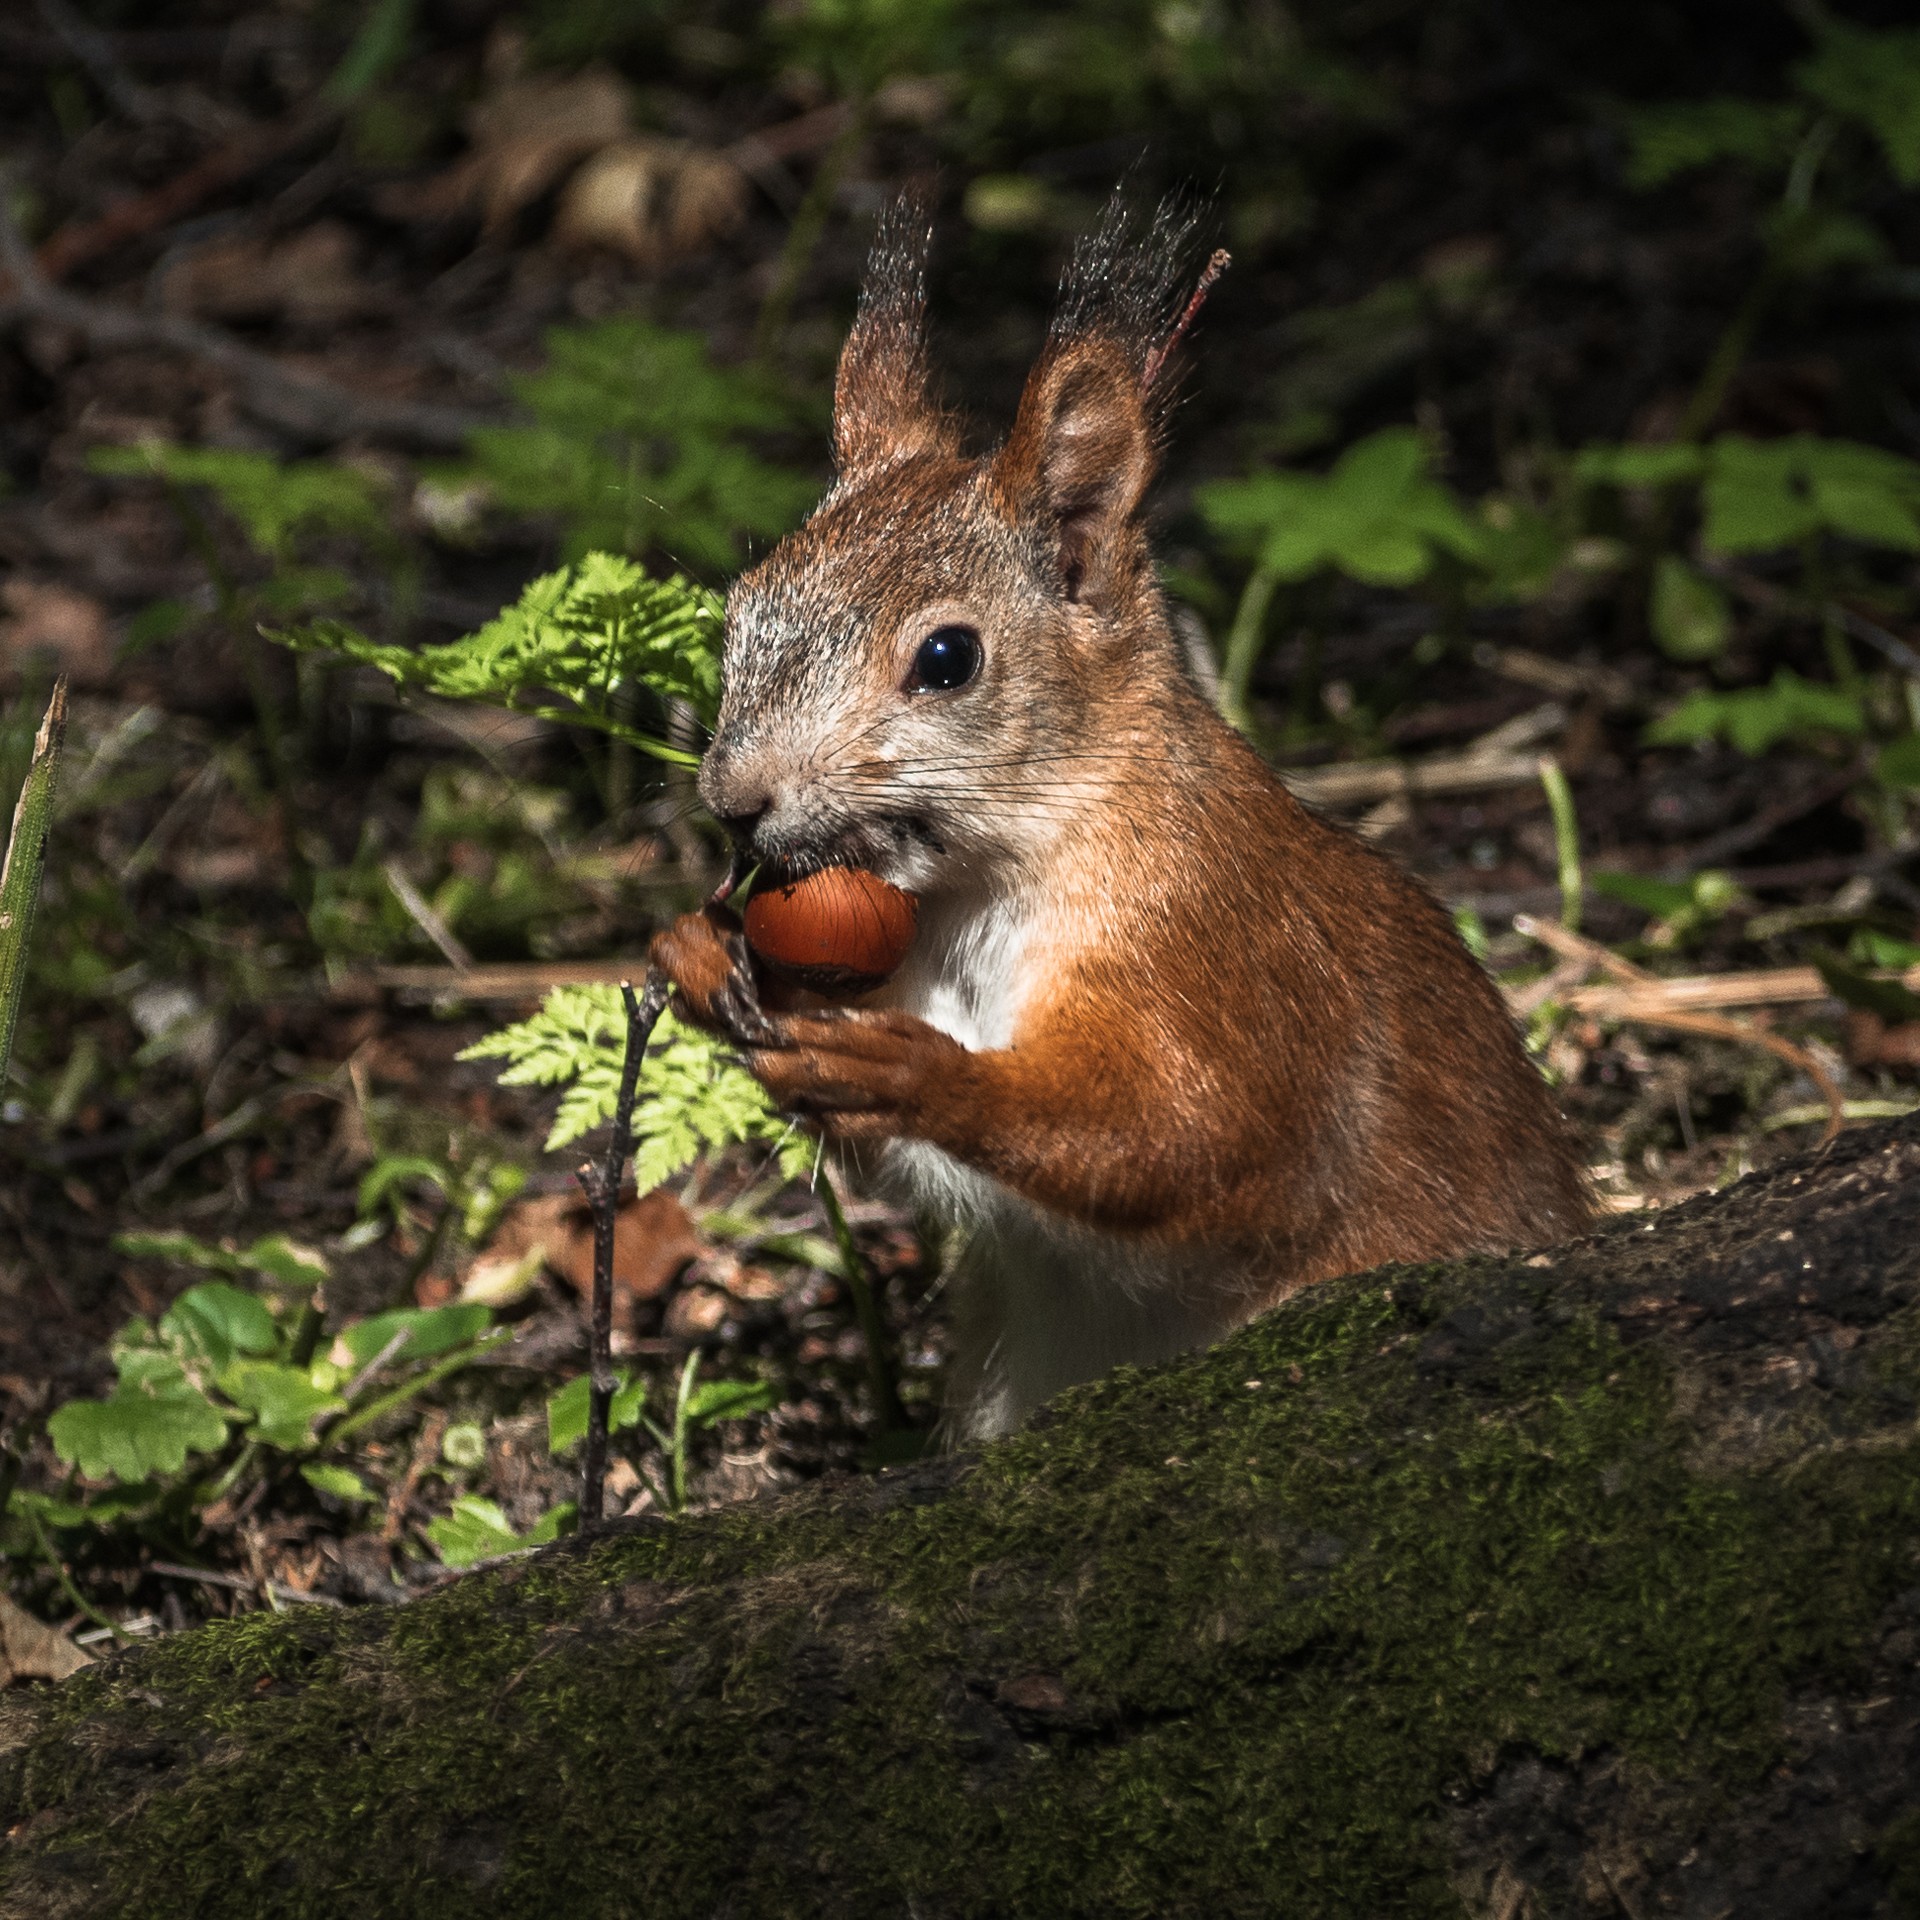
[276,553,722,764]
[462,319,819,569]
[460,986,807,1183]
[89,442,390,563]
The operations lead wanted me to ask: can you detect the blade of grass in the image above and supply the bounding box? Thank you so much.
[323,1330,512,1450]
[0,678,67,1092]
[1536,755,1583,936]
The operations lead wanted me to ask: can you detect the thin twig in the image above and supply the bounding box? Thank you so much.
[0,181,484,451]
[381,1409,448,1547]
[576,971,671,1532]
[1713,566,1920,682]
[338,1328,411,1406]
[33,0,174,130]
[1514,915,1846,1144]
[1142,247,1231,392]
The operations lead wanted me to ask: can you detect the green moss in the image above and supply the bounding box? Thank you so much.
[3,1249,1917,1918]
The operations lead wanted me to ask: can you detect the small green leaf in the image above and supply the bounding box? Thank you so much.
[426,1495,522,1569]
[1619,97,1807,188]
[1813,949,1920,1024]
[1700,439,1820,554]
[113,1230,241,1274]
[682,1377,778,1427]
[1574,443,1706,487]
[1796,21,1920,187]
[1877,735,1920,790]
[240,1236,330,1290]
[223,1362,345,1450]
[525,1501,576,1546]
[275,554,724,762]
[301,1463,376,1503]
[1851,929,1920,970]
[337,1304,493,1370]
[1648,556,1730,661]
[462,990,804,1168]
[1590,870,1697,920]
[161,1283,280,1371]
[1646,670,1865,756]
[546,1371,647,1456]
[355,1154,449,1218]
[47,1354,229,1483]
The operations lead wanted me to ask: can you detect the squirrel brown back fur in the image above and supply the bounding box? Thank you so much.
[654,195,1593,1436]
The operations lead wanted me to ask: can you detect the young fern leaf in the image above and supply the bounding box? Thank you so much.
[461,986,807,1184]
[90,443,390,563]
[461,318,819,569]
[275,554,722,765]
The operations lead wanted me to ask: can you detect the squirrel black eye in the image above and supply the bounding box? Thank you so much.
[907,625,982,693]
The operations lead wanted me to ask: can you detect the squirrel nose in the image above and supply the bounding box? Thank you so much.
[713,802,768,849]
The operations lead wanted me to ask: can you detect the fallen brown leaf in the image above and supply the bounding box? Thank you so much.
[158,221,377,328]
[383,68,630,234]
[0,579,113,689]
[1845,1008,1920,1072]
[552,139,748,268]
[466,1187,702,1330]
[0,1594,91,1685]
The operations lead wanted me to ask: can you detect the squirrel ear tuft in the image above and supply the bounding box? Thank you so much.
[993,339,1155,608]
[832,195,960,475]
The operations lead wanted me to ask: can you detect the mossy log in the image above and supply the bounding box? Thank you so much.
[4,1120,1920,1919]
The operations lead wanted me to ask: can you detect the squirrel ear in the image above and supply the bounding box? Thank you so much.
[993,338,1155,608]
[832,197,960,475]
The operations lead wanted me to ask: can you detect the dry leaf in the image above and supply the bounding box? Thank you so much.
[383,68,631,233]
[0,579,114,689]
[0,1593,92,1685]
[1845,1009,1920,1071]
[158,222,376,328]
[552,139,748,268]
[482,1187,701,1330]
[663,1286,729,1338]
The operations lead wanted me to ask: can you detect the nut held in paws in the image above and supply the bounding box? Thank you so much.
[743,868,918,994]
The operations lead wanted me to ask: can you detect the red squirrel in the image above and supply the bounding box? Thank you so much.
[653,197,1593,1437]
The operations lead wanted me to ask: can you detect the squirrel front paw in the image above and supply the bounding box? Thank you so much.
[649,907,777,1047]
[748,1010,967,1143]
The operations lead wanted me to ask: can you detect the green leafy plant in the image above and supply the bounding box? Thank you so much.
[1590,869,1743,950]
[18,1232,507,1560]
[426,1494,573,1570]
[1576,435,1920,559]
[1646,669,1866,756]
[1198,428,1485,728]
[461,985,808,1176]
[1623,19,1920,193]
[459,319,818,569]
[283,552,723,765]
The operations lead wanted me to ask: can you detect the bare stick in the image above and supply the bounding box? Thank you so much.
[0,184,482,451]
[576,971,671,1531]
[1515,915,1847,1145]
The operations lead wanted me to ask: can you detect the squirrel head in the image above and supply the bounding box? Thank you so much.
[701,193,1219,897]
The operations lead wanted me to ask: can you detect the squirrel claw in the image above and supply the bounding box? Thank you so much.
[650,905,768,1042]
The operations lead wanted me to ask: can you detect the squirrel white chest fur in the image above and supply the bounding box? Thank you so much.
[874,886,1237,1439]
